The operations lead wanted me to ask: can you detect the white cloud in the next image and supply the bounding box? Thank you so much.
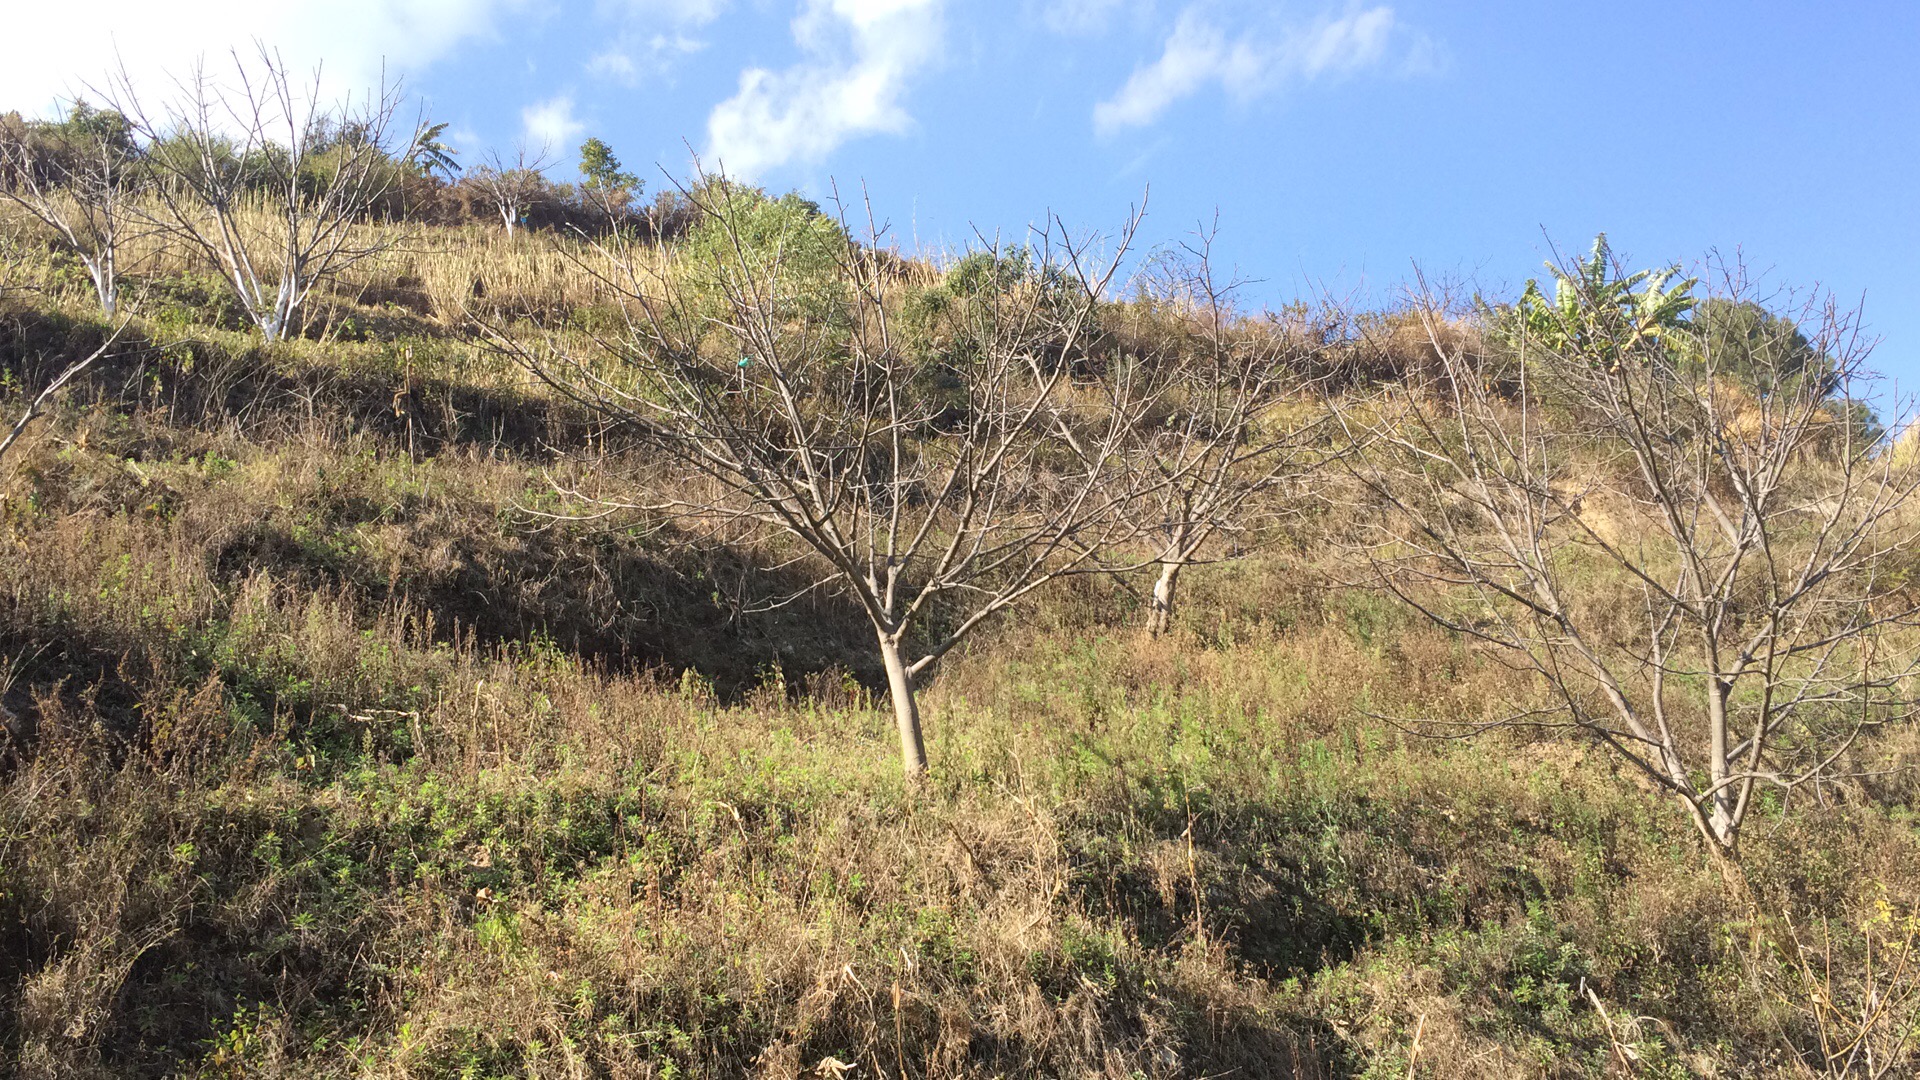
[1093,3,1403,134]
[587,0,724,85]
[0,0,516,119]
[704,0,945,179]
[1296,6,1395,77]
[522,95,587,151]
[446,125,486,159]
[602,0,728,22]
[1039,0,1130,35]
[588,51,642,81]
[588,33,708,86]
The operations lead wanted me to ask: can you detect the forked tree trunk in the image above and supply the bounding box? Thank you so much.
[90,255,117,318]
[261,273,299,343]
[1146,560,1182,637]
[877,631,928,779]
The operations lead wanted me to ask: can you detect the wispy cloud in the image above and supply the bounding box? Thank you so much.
[522,95,586,151]
[588,51,642,82]
[1093,4,1409,134]
[705,0,945,179]
[1037,0,1134,35]
[604,0,728,22]
[587,0,724,85]
[0,0,518,118]
[588,34,707,85]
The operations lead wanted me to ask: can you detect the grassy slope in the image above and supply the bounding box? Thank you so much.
[1,221,1918,1079]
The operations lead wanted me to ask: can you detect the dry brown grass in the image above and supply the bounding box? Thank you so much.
[1,215,1918,1079]
[0,200,664,331]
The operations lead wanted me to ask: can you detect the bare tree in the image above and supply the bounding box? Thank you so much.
[106,46,419,342]
[1339,239,1920,856]
[478,181,1164,777]
[0,102,145,316]
[463,145,555,239]
[0,321,127,472]
[1122,232,1331,636]
[0,233,19,298]
[0,216,129,462]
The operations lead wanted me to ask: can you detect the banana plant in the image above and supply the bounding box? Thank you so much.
[407,121,460,179]
[1512,234,1696,371]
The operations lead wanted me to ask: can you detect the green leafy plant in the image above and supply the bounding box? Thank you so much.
[1506,233,1696,372]
[678,180,851,326]
[577,135,641,223]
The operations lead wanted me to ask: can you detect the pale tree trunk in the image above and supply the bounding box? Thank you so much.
[262,273,298,343]
[92,266,116,318]
[1705,675,1736,849]
[90,250,117,318]
[877,631,928,779]
[1146,560,1182,637]
[257,296,284,342]
[1146,526,1192,637]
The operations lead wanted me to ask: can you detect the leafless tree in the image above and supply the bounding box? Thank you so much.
[0,320,127,473]
[463,145,555,239]
[1338,245,1920,856]
[0,102,145,316]
[0,234,20,297]
[477,181,1166,777]
[105,46,419,342]
[1121,232,1332,636]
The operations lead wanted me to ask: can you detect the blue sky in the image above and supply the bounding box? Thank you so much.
[9,2,1919,389]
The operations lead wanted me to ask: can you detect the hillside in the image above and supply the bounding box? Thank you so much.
[2,181,1919,1080]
